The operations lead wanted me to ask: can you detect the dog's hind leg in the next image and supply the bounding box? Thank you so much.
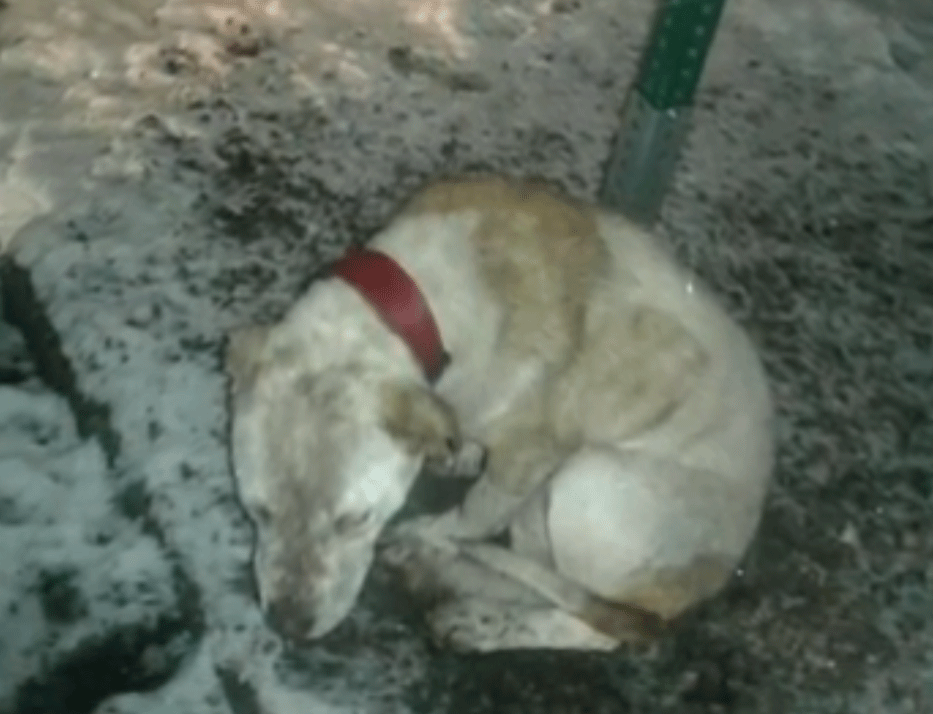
[380,535,629,652]
[380,534,662,651]
[458,542,664,640]
[544,445,754,621]
[429,597,621,652]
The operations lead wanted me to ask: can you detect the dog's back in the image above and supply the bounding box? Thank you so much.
[379,176,772,490]
[567,210,773,487]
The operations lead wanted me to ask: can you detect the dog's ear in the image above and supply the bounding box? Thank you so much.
[380,382,460,461]
[225,325,272,393]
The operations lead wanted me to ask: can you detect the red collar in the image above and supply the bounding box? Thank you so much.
[331,246,450,382]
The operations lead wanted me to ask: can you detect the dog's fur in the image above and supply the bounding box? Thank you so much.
[225,176,774,650]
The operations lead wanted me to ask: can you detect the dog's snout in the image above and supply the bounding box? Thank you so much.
[265,598,315,640]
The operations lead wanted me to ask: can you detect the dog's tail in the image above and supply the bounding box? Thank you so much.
[458,543,665,643]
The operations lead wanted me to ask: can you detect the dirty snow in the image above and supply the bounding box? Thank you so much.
[0,0,932,712]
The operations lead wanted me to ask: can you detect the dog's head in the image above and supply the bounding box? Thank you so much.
[225,324,459,641]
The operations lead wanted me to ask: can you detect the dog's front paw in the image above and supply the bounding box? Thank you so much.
[428,598,512,653]
[387,512,461,546]
[378,532,462,605]
[425,439,487,478]
[447,440,488,477]
[380,530,455,568]
[379,536,418,569]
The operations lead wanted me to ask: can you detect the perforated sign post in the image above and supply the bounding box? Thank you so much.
[599,0,727,225]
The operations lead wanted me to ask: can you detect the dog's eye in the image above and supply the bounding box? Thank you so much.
[334,511,371,535]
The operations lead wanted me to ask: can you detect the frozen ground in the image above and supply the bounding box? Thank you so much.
[0,0,931,712]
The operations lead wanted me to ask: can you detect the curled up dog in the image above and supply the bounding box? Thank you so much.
[224,176,774,651]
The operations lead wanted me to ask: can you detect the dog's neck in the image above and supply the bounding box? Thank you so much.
[277,272,435,386]
[331,246,450,383]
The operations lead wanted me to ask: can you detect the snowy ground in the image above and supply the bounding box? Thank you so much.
[0,0,932,712]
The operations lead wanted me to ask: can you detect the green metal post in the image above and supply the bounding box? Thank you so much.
[599,0,727,225]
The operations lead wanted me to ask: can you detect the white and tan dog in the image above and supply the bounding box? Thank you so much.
[225,176,774,651]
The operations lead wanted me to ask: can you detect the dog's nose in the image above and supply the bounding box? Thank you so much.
[265,598,315,640]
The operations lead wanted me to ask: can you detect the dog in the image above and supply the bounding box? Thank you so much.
[224,176,774,651]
